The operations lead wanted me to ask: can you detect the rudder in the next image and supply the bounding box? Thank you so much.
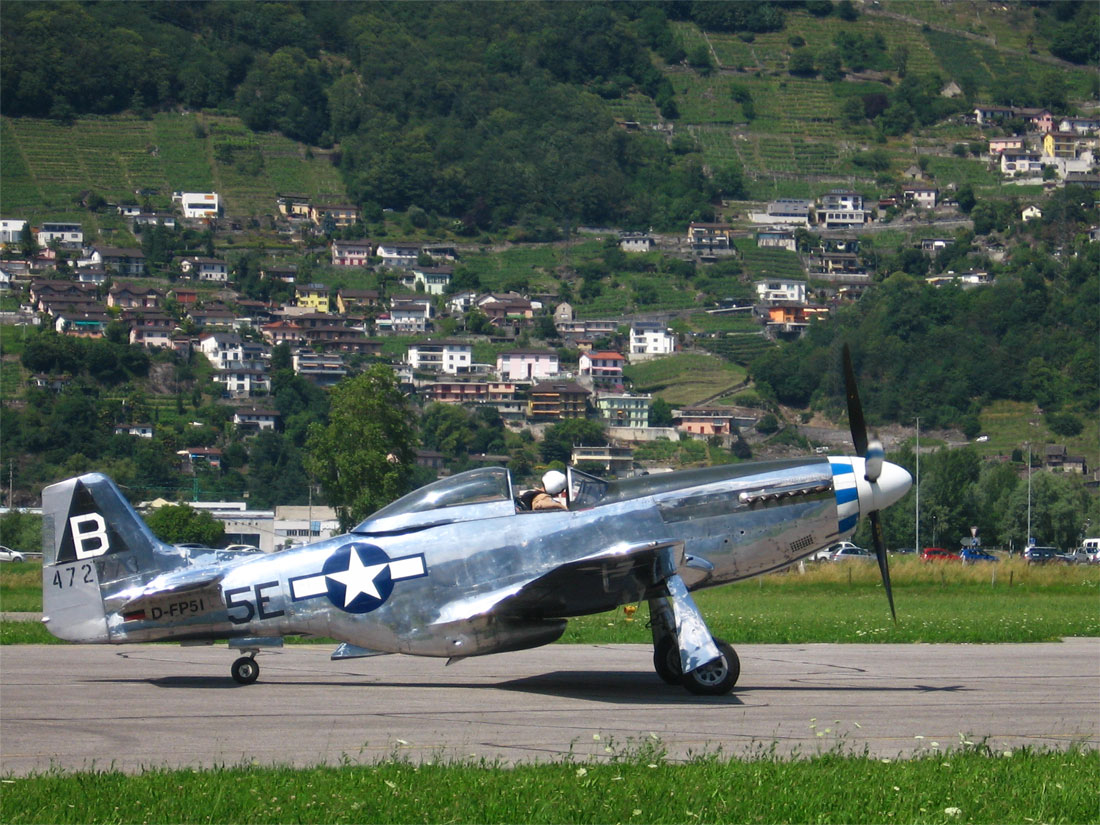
[42,473,180,642]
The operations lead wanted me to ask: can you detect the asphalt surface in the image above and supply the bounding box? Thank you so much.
[2,641,1097,775]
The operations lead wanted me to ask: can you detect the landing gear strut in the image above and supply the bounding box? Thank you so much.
[649,592,740,696]
[231,651,260,685]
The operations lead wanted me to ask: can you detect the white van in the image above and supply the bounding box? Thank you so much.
[1078,538,1100,563]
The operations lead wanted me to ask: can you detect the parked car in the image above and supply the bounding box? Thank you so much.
[1060,548,1099,565]
[960,547,998,563]
[0,545,26,563]
[808,541,862,562]
[1024,546,1063,565]
[892,547,917,555]
[920,547,961,563]
[827,544,875,562]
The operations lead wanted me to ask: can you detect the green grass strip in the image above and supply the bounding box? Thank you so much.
[2,747,1096,824]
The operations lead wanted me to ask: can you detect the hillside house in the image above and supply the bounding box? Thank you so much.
[902,185,938,209]
[375,242,421,269]
[1042,132,1086,159]
[37,222,83,249]
[752,199,811,227]
[173,191,220,219]
[108,284,163,310]
[594,392,651,429]
[571,444,634,476]
[260,319,304,347]
[86,247,147,277]
[687,222,735,253]
[817,190,867,228]
[675,406,759,438]
[54,309,111,337]
[295,283,330,313]
[424,379,489,405]
[381,297,434,334]
[276,194,312,219]
[578,350,626,390]
[331,239,373,267]
[260,264,297,283]
[497,349,559,381]
[293,351,347,387]
[309,204,360,228]
[132,212,177,229]
[619,232,654,253]
[756,228,796,251]
[408,339,473,375]
[972,104,1014,124]
[233,408,279,432]
[0,219,27,245]
[1000,151,1042,176]
[1059,116,1100,136]
[988,137,1025,155]
[526,381,590,421]
[336,288,380,314]
[756,279,806,305]
[1022,204,1043,222]
[406,266,452,295]
[629,321,675,359]
[180,257,229,282]
[764,303,829,336]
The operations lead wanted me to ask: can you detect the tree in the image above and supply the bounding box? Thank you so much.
[788,49,816,77]
[144,504,225,546]
[305,365,418,531]
[649,397,673,427]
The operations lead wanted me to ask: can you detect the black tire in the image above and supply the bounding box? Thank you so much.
[682,639,740,696]
[653,637,683,685]
[231,656,259,685]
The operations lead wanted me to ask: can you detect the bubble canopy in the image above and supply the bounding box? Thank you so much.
[352,467,515,534]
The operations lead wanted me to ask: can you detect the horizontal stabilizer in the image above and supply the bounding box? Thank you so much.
[331,642,390,660]
[435,539,685,624]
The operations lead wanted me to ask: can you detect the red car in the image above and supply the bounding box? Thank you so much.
[920,547,961,563]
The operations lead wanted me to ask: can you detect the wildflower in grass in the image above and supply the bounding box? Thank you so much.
[945,806,962,816]
[576,767,587,778]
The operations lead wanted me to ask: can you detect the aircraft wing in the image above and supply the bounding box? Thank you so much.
[434,539,684,624]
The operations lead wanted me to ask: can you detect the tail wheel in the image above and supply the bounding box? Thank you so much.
[231,655,259,685]
[653,637,683,685]
[682,639,740,696]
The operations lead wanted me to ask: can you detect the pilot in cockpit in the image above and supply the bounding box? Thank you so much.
[517,470,568,511]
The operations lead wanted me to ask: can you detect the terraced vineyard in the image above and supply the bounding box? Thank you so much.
[2,113,348,225]
[697,331,776,366]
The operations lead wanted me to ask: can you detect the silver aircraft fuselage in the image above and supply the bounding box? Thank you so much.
[46,455,910,660]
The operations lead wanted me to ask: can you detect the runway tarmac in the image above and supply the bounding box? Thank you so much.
[2,640,1097,775]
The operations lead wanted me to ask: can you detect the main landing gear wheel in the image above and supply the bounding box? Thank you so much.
[231,655,259,685]
[653,637,683,685]
[682,639,740,696]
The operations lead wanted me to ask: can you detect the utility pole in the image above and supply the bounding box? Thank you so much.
[1026,442,1032,547]
[914,417,920,552]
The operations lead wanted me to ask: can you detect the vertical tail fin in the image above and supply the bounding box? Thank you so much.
[42,473,180,642]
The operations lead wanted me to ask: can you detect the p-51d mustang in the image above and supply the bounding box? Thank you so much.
[41,348,911,695]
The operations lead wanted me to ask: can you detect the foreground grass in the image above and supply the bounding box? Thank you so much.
[3,747,1096,824]
[5,559,1098,645]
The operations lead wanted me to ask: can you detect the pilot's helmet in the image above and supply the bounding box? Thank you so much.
[541,470,567,496]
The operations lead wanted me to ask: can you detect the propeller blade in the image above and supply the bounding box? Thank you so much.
[842,344,868,457]
[870,511,897,624]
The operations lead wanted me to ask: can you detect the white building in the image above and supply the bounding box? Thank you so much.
[756,279,807,305]
[37,222,84,249]
[173,191,220,219]
[496,349,559,382]
[0,219,27,245]
[407,339,474,375]
[629,321,675,359]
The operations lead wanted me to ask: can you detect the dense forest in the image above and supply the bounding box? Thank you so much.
[2,1,1096,232]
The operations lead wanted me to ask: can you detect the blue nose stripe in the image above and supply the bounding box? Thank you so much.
[831,458,860,535]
